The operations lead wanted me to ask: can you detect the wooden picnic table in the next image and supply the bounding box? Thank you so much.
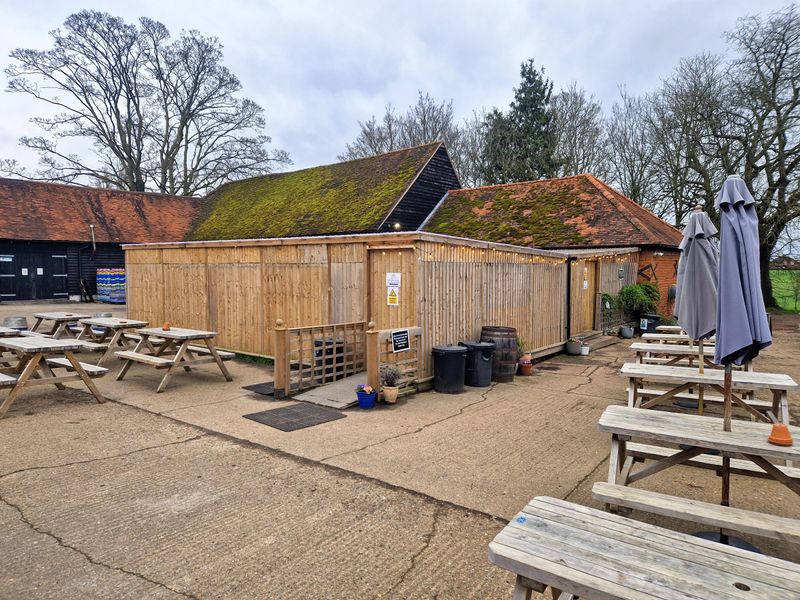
[621,362,795,424]
[31,311,90,338]
[630,341,751,371]
[655,324,684,333]
[77,317,149,366]
[115,327,234,393]
[642,332,717,345]
[488,495,800,600]
[0,326,23,337]
[0,336,107,418]
[602,404,800,490]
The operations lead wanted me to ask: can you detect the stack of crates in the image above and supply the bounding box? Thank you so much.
[96,268,126,303]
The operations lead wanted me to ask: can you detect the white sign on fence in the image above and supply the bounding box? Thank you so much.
[386,272,401,287]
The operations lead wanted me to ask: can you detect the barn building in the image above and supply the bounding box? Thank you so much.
[0,178,200,301]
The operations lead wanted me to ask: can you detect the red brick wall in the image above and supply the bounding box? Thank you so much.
[637,249,679,316]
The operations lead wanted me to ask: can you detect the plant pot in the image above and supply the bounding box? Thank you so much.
[383,386,399,404]
[518,362,534,376]
[580,345,590,356]
[357,391,377,409]
[619,326,634,339]
[565,340,582,355]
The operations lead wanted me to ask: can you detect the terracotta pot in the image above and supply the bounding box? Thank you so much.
[162,322,171,331]
[383,386,399,404]
[768,423,794,446]
[518,363,534,376]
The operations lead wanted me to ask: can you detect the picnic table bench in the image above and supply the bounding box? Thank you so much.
[629,341,751,371]
[0,336,106,418]
[488,495,800,600]
[77,317,149,365]
[641,332,716,345]
[116,327,234,392]
[31,311,90,338]
[621,362,795,424]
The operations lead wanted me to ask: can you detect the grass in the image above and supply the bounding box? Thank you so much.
[770,269,800,312]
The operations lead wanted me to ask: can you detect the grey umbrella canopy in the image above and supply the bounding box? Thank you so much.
[675,208,718,341]
[713,175,772,367]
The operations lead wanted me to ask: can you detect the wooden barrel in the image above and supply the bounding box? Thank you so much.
[480,326,518,383]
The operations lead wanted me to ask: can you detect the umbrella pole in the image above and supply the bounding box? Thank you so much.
[720,362,732,544]
[698,339,704,416]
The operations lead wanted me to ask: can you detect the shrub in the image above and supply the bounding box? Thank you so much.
[380,366,403,387]
[617,283,659,316]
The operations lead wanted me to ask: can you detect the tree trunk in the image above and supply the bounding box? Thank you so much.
[760,243,776,308]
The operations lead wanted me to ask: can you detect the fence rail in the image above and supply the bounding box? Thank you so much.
[273,320,367,398]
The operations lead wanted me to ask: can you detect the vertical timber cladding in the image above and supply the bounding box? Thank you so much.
[570,259,598,335]
[368,246,417,330]
[163,248,208,332]
[125,248,165,327]
[415,240,567,377]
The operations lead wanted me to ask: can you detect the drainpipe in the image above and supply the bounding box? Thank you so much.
[564,256,575,340]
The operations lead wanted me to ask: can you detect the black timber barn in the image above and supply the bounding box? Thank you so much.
[0,178,200,301]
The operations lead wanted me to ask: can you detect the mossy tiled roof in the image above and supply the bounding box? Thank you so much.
[423,174,682,249]
[188,143,441,240]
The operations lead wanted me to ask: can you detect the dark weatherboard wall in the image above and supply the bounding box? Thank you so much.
[0,240,124,301]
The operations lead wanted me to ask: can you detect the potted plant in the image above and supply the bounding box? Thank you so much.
[380,366,403,404]
[616,283,661,333]
[355,383,377,409]
[619,325,634,339]
[565,337,582,355]
[580,341,590,356]
[517,340,533,375]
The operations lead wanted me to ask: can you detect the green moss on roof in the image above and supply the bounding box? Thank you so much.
[189,143,439,240]
[425,180,587,246]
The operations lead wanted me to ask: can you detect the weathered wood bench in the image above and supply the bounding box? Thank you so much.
[629,386,773,411]
[593,481,800,545]
[186,345,235,360]
[114,351,174,369]
[45,358,108,378]
[0,373,18,388]
[489,496,800,599]
[625,442,800,481]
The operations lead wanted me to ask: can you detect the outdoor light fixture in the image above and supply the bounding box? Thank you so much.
[618,268,625,280]
[654,251,664,257]
[393,222,401,230]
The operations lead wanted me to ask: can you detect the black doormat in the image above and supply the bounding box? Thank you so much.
[243,403,345,432]
[242,382,275,396]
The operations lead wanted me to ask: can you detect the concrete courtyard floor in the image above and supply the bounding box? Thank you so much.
[1,303,799,598]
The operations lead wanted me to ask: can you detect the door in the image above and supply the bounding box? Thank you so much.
[14,252,55,300]
[49,254,69,298]
[368,247,416,330]
[570,260,597,335]
[0,254,15,300]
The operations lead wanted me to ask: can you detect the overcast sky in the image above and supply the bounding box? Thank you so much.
[0,0,792,174]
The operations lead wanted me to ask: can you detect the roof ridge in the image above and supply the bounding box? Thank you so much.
[583,174,681,240]
[0,176,197,201]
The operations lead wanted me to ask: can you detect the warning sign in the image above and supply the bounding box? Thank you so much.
[387,286,399,306]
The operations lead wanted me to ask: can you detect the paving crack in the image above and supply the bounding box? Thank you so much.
[563,366,600,395]
[0,434,205,480]
[376,506,442,599]
[320,384,498,463]
[561,452,609,501]
[0,492,198,599]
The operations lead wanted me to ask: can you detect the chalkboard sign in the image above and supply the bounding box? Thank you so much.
[391,329,410,353]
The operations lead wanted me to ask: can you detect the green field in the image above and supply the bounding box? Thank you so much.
[770,269,800,312]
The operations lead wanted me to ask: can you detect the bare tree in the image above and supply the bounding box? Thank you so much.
[551,83,608,178]
[2,11,288,195]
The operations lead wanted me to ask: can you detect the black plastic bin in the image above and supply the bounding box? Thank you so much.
[638,313,661,334]
[460,341,495,387]
[314,338,346,381]
[432,345,467,394]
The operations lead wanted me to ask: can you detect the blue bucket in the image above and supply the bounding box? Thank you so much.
[357,391,377,409]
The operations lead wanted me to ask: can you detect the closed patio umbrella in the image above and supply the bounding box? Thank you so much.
[713,175,772,530]
[675,205,718,414]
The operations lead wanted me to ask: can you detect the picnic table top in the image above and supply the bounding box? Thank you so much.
[489,495,800,600]
[620,362,797,389]
[32,311,90,321]
[0,336,84,353]
[655,325,684,332]
[135,327,218,341]
[599,405,800,462]
[641,332,717,342]
[0,327,22,337]
[630,342,718,355]
[79,317,148,329]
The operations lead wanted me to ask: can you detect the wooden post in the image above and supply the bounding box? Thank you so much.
[273,319,290,398]
[366,321,380,393]
[722,363,733,432]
